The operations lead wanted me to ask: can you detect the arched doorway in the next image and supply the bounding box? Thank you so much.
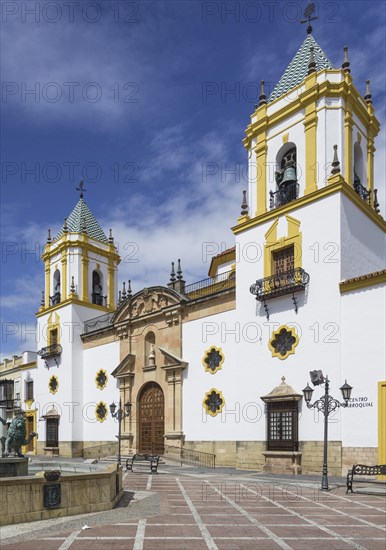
[138,382,164,454]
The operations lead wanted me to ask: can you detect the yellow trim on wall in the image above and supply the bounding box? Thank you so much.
[340,271,386,293]
[378,381,386,479]
[81,253,89,302]
[203,389,225,417]
[208,249,236,278]
[202,346,225,375]
[44,262,50,308]
[107,262,115,309]
[232,178,386,235]
[268,325,299,360]
[48,375,59,395]
[344,105,353,185]
[263,215,302,278]
[47,312,61,347]
[36,297,115,318]
[22,410,37,455]
[95,368,108,390]
[367,136,375,195]
[61,249,68,301]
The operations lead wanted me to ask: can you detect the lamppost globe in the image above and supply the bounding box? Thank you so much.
[340,380,353,403]
[109,402,117,416]
[302,383,314,404]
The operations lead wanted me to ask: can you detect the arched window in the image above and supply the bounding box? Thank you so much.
[51,270,61,305]
[144,331,156,368]
[353,142,364,187]
[92,270,104,306]
[270,144,298,209]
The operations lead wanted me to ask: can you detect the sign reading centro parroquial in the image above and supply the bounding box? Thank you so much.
[348,397,373,408]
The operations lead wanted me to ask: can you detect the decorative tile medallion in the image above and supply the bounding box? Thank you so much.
[203,389,225,417]
[48,375,59,395]
[95,401,108,422]
[268,325,299,360]
[202,346,224,374]
[95,368,108,390]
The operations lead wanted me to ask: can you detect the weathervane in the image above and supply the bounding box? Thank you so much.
[76,180,87,199]
[300,1,318,34]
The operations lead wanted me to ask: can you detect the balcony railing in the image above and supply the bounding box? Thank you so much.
[0,398,20,410]
[92,293,107,306]
[185,270,235,299]
[37,343,63,359]
[83,312,114,334]
[250,267,310,301]
[269,182,299,210]
[50,292,61,306]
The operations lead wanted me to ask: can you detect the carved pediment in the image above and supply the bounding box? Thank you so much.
[111,353,136,378]
[159,347,187,370]
[113,286,184,323]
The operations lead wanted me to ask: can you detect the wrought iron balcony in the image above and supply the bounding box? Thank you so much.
[353,177,371,203]
[37,344,63,359]
[269,182,299,210]
[185,270,235,299]
[0,398,20,410]
[50,292,61,306]
[92,293,107,306]
[250,267,310,302]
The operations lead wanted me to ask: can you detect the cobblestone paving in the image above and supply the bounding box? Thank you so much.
[1,469,385,550]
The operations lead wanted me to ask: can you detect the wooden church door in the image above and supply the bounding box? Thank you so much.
[138,382,165,454]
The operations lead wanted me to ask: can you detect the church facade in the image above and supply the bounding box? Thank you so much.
[3,32,385,476]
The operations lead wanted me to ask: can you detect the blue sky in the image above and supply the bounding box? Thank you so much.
[1,0,385,358]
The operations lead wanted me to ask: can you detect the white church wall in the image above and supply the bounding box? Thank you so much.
[340,196,386,280]
[341,284,385,448]
[82,340,120,442]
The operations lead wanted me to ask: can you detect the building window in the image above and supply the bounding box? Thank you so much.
[95,369,108,390]
[202,346,224,374]
[273,245,295,276]
[46,417,59,448]
[268,325,299,360]
[50,328,58,346]
[51,270,61,305]
[92,270,105,305]
[144,331,156,367]
[25,380,34,401]
[49,375,59,395]
[203,388,225,417]
[270,146,299,209]
[267,401,299,451]
[95,401,108,422]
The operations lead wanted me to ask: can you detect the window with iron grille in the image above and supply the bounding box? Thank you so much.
[267,401,299,451]
[25,380,34,400]
[273,245,295,276]
[46,417,59,448]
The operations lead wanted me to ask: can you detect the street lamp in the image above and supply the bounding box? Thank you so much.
[302,370,352,491]
[110,398,132,465]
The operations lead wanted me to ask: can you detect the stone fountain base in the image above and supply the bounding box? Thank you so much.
[0,457,28,477]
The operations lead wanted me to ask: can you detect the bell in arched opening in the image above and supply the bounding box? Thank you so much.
[276,148,297,188]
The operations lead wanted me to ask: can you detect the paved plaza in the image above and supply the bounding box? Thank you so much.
[1,465,385,550]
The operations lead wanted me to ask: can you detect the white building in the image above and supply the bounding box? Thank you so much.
[7,31,385,475]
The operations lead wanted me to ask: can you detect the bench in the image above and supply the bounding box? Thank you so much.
[346,464,386,494]
[125,454,160,474]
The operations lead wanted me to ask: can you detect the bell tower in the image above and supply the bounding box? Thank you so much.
[40,182,120,312]
[241,33,380,219]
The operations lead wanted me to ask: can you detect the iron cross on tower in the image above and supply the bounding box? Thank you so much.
[76,180,87,199]
[300,2,318,34]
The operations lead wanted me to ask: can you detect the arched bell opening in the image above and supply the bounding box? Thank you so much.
[270,143,299,209]
[51,269,61,306]
[92,270,105,306]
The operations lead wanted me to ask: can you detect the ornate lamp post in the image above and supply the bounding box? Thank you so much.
[303,370,352,491]
[109,398,132,465]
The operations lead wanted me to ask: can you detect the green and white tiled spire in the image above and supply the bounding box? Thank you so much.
[56,198,108,242]
[268,34,335,103]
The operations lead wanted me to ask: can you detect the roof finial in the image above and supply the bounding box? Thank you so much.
[47,229,51,243]
[241,190,249,216]
[300,1,318,34]
[63,218,68,233]
[364,80,372,104]
[118,290,122,306]
[41,290,45,307]
[70,276,76,294]
[170,261,176,283]
[259,80,267,106]
[307,46,316,74]
[177,259,183,280]
[331,144,341,175]
[122,281,127,300]
[127,280,132,297]
[108,228,114,244]
[76,180,87,199]
[373,189,380,214]
[342,46,350,73]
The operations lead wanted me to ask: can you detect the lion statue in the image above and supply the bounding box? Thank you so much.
[0,412,37,458]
